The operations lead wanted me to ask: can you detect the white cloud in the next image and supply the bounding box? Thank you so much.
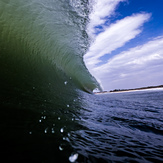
[84,0,161,90]
[91,36,163,90]
[85,13,151,68]
[87,0,125,38]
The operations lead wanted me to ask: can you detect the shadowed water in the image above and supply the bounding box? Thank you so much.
[0,90,163,162]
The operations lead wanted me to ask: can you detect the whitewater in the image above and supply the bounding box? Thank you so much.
[0,0,163,162]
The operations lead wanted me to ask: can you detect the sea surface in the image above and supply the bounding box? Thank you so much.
[0,89,163,162]
[0,0,163,162]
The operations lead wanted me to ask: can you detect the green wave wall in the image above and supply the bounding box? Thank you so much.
[0,0,101,103]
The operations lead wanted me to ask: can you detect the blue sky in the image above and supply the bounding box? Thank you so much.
[84,0,163,91]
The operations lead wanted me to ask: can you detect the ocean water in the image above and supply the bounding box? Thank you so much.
[0,0,163,162]
[0,89,163,162]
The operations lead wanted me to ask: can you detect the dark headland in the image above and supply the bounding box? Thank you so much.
[95,85,163,94]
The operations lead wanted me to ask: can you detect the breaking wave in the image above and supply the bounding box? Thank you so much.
[0,0,101,104]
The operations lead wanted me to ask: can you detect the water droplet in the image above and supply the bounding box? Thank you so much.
[63,136,70,142]
[43,116,46,119]
[59,145,64,151]
[29,131,32,135]
[58,117,61,120]
[64,81,68,85]
[67,104,69,107]
[32,87,35,90]
[39,119,42,123]
[51,128,55,134]
[44,128,48,134]
[60,128,64,133]
[66,137,70,142]
[69,153,78,162]
[72,118,74,121]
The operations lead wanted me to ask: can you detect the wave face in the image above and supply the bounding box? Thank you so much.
[0,0,101,104]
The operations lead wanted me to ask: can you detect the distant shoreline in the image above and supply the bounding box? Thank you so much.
[94,85,163,94]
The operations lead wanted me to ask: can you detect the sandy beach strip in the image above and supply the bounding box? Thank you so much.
[94,87,163,95]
